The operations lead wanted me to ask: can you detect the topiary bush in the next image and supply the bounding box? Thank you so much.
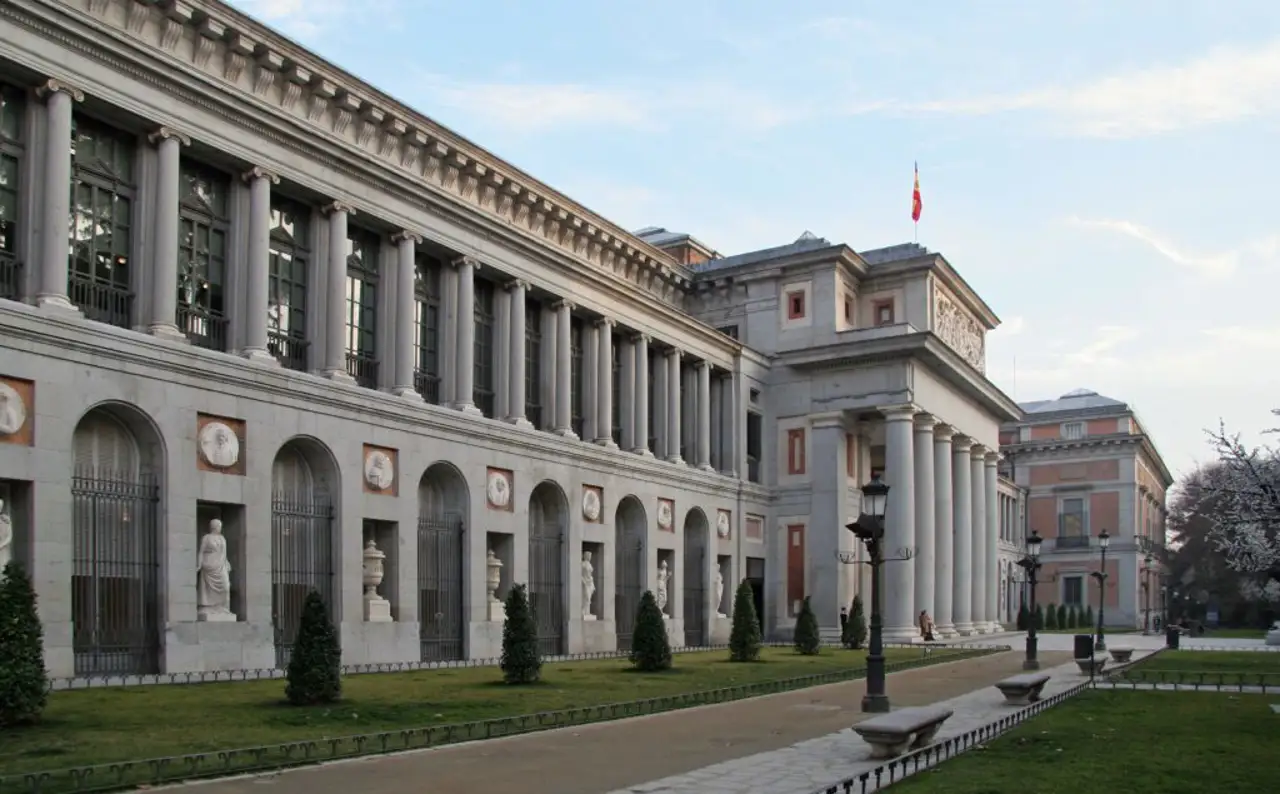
[1016,602,1029,631]
[285,590,341,706]
[0,562,48,727]
[1085,604,1095,628]
[630,590,672,671]
[1057,604,1068,629]
[500,583,542,684]
[1035,604,1045,630]
[1046,602,1059,630]
[1068,605,1079,629]
[843,595,868,649]
[729,579,762,662]
[793,596,820,655]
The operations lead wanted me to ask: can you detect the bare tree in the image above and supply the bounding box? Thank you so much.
[1202,409,1280,588]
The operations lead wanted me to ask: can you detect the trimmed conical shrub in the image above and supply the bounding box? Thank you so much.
[843,595,868,649]
[0,562,48,727]
[1046,602,1059,630]
[729,579,762,662]
[501,583,542,684]
[630,590,672,671]
[1068,605,1079,629]
[285,590,341,705]
[1034,604,1046,630]
[793,596,820,655]
[1057,604,1067,629]
[1016,602,1029,631]
[1085,604,1095,628]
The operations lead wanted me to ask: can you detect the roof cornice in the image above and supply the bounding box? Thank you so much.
[867,253,1000,328]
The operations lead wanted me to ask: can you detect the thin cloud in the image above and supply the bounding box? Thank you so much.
[1065,216,1239,279]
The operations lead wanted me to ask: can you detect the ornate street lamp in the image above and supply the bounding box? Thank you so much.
[1091,529,1110,651]
[840,475,913,714]
[1141,553,1154,635]
[1016,531,1044,670]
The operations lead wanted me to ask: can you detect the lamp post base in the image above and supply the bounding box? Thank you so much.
[1095,637,1107,652]
[861,693,891,713]
[1022,658,1041,671]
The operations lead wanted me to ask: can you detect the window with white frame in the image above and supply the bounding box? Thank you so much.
[1063,576,1084,606]
[1062,422,1084,440]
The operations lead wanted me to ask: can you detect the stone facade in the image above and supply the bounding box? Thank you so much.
[0,0,1020,679]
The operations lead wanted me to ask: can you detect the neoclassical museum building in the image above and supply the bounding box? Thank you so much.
[0,0,1020,680]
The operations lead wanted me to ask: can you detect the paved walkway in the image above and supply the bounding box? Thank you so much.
[168,649,1068,794]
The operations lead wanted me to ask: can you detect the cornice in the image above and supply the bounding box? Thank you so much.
[869,251,1000,328]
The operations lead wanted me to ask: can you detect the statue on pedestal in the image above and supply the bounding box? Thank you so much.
[197,519,235,621]
[0,499,13,571]
[486,549,506,622]
[581,551,596,620]
[362,539,392,622]
[715,564,727,618]
[656,559,670,617]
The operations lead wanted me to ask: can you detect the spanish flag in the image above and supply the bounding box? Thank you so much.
[911,162,923,223]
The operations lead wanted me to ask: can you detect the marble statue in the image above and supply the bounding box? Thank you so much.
[198,421,240,469]
[196,519,234,621]
[0,499,12,571]
[581,551,596,620]
[0,383,25,437]
[656,559,670,616]
[715,564,727,618]
[486,549,506,622]
[362,539,392,622]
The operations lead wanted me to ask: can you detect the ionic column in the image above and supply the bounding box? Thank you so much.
[970,446,988,633]
[985,452,1001,631]
[932,425,956,636]
[912,414,937,628]
[696,361,713,471]
[321,202,355,382]
[439,264,458,405]
[595,318,616,447]
[390,231,423,398]
[633,334,651,455]
[881,405,917,642]
[553,300,576,437]
[453,256,482,415]
[147,127,190,340]
[620,334,636,450]
[239,167,280,363]
[710,374,722,471]
[506,280,532,426]
[951,436,975,635]
[665,349,683,464]
[35,80,84,313]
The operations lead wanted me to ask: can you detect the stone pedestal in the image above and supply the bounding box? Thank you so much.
[198,610,237,623]
[487,599,507,623]
[364,595,392,623]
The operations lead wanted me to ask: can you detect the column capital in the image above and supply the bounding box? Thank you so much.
[148,126,191,147]
[970,444,988,459]
[391,230,423,245]
[881,403,917,422]
[984,451,1001,466]
[696,358,712,371]
[551,299,575,312]
[594,316,614,329]
[505,278,529,292]
[933,424,956,442]
[666,346,682,359]
[810,411,846,430]
[241,165,280,185]
[952,435,974,453]
[322,200,356,216]
[36,78,84,103]
[630,331,651,344]
[450,254,480,270]
[913,413,938,431]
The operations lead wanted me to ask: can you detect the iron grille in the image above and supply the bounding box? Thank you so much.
[345,351,379,388]
[418,513,465,662]
[614,522,644,652]
[529,498,566,656]
[178,303,228,351]
[683,526,708,647]
[271,489,335,668]
[414,368,440,404]
[0,253,19,301]
[70,276,132,328]
[268,330,309,372]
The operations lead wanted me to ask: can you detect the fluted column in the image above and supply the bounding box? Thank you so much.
[506,280,532,426]
[390,231,423,398]
[147,127,190,340]
[620,334,636,450]
[696,361,713,470]
[595,318,616,447]
[633,334,651,455]
[970,446,988,633]
[321,202,355,382]
[240,167,279,363]
[912,415,937,628]
[453,256,482,415]
[952,436,975,635]
[933,426,956,636]
[553,300,576,437]
[665,349,683,464]
[35,80,83,313]
[985,452,1001,631]
[882,405,918,642]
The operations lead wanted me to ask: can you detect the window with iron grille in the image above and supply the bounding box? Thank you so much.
[267,196,311,371]
[473,279,495,416]
[413,253,442,404]
[570,318,584,437]
[524,298,543,426]
[0,84,24,301]
[69,114,135,328]
[1062,422,1084,440]
[1063,576,1084,606]
[611,332,622,445]
[344,227,380,387]
[176,160,230,351]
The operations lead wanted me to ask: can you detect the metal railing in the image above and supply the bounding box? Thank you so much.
[413,368,440,404]
[1101,669,1280,692]
[267,330,308,372]
[1054,535,1091,549]
[345,351,378,388]
[0,252,20,300]
[69,277,132,329]
[10,647,1001,794]
[176,304,227,352]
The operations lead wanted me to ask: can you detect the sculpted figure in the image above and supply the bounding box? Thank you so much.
[656,559,670,614]
[0,499,12,570]
[197,519,233,618]
[581,551,596,619]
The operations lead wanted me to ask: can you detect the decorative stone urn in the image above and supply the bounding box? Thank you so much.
[362,539,392,622]
[486,549,507,622]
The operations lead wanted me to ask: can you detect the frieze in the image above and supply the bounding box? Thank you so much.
[933,285,986,371]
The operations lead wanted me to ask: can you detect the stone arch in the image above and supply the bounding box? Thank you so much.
[270,435,340,668]
[529,480,568,656]
[682,507,711,647]
[417,461,469,662]
[70,402,166,676]
[614,495,647,651]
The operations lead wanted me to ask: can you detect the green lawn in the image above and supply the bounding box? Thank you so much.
[1204,627,1265,639]
[0,646,974,782]
[892,690,1275,794]
[1124,650,1280,675]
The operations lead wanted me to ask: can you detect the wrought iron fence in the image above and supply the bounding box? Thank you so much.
[345,351,378,388]
[176,303,228,351]
[615,533,644,651]
[529,498,566,656]
[69,276,132,329]
[11,647,1000,794]
[271,489,335,668]
[413,368,440,403]
[418,513,464,662]
[683,541,707,647]
[268,330,309,372]
[1101,669,1280,692]
[0,252,20,300]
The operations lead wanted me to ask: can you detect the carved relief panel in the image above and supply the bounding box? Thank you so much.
[362,444,398,496]
[581,485,603,523]
[196,414,246,475]
[0,377,33,447]
[656,498,675,533]
[933,287,986,371]
[487,467,514,512]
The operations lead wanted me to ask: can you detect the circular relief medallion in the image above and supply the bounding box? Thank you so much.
[364,450,395,491]
[487,470,512,508]
[198,421,240,469]
[0,383,26,436]
[582,489,602,522]
[717,511,731,538]
[657,500,673,530]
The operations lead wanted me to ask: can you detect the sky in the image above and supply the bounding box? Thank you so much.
[228,0,1280,479]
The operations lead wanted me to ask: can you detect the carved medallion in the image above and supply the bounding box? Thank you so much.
[0,382,26,437]
[657,498,674,531]
[197,421,240,469]
[717,510,732,539]
[487,468,513,510]
[582,487,602,522]
[364,449,395,491]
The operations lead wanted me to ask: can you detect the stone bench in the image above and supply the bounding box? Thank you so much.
[994,672,1051,705]
[1075,657,1106,675]
[1109,647,1134,664]
[853,706,954,759]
